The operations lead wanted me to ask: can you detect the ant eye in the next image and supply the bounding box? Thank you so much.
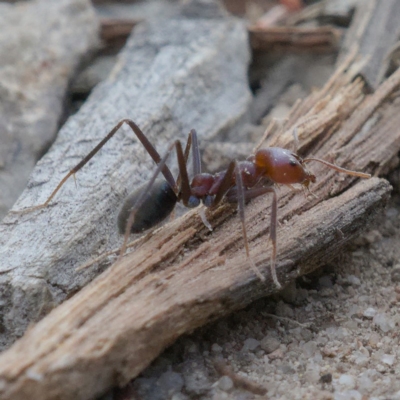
[289,159,297,166]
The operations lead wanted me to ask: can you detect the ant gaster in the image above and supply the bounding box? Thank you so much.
[18,119,371,288]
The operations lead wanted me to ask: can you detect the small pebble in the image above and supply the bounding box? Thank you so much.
[368,332,381,348]
[338,374,356,389]
[217,376,233,392]
[352,351,370,367]
[358,373,374,391]
[381,354,395,366]
[302,341,319,358]
[304,364,320,383]
[275,301,295,318]
[347,275,361,286]
[301,329,313,342]
[363,307,377,319]
[373,313,395,333]
[363,230,382,244]
[279,364,296,375]
[376,364,387,373]
[260,336,280,354]
[268,348,284,360]
[157,370,184,394]
[241,338,260,352]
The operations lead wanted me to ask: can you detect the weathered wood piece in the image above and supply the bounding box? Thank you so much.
[249,26,341,53]
[0,50,399,400]
[0,14,251,350]
[338,0,400,88]
[0,179,389,400]
[0,0,99,219]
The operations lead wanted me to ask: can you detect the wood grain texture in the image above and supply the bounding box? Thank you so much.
[338,0,400,88]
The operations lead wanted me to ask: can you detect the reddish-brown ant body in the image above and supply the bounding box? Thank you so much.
[18,119,370,288]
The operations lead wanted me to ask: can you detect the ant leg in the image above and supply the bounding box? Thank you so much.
[123,120,177,188]
[227,185,280,288]
[176,138,192,206]
[211,161,266,282]
[268,187,279,288]
[212,161,236,206]
[192,160,236,232]
[177,128,202,205]
[119,139,186,259]
[190,129,201,175]
[233,161,266,283]
[15,119,177,213]
[176,130,193,190]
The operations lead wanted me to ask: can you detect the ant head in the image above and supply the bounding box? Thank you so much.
[255,148,315,186]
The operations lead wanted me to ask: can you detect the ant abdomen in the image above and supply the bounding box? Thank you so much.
[117,179,177,234]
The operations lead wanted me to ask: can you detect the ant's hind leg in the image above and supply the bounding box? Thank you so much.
[13,119,177,214]
[119,141,177,259]
[119,138,191,259]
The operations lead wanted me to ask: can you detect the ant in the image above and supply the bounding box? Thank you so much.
[17,119,371,288]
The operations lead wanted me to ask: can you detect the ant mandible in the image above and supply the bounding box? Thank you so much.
[18,119,371,288]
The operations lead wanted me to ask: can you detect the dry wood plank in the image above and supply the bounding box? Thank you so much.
[0,179,389,400]
[338,0,400,88]
[0,13,251,350]
[0,0,99,219]
[0,54,399,400]
[249,25,342,53]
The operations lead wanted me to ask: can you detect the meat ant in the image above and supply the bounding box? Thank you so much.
[17,119,371,288]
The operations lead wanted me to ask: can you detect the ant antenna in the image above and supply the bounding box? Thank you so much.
[303,158,371,179]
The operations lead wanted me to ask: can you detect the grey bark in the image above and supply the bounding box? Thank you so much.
[0,13,252,350]
[0,0,99,219]
[338,0,400,88]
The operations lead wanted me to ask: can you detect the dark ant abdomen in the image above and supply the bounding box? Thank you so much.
[118,179,177,234]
